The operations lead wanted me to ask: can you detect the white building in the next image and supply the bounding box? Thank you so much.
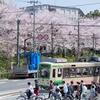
[26,4,84,24]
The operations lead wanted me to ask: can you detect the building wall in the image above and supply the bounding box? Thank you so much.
[26,4,83,24]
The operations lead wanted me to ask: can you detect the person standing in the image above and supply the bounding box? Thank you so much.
[91,81,97,92]
[63,81,68,98]
[81,85,88,100]
[76,82,81,100]
[89,85,96,100]
[91,81,97,97]
[68,81,74,98]
[80,80,84,96]
[52,83,62,100]
[48,80,54,98]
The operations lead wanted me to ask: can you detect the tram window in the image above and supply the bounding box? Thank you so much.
[39,68,50,78]
[94,67,99,76]
[57,68,62,77]
[63,68,70,78]
[69,68,76,77]
[89,67,99,76]
[63,67,100,78]
[89,67,94,75]
[76,68,82,76]
[82,68,89,75]
[52,69,56,78]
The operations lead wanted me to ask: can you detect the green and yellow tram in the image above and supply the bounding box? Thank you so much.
[38,62,100,88]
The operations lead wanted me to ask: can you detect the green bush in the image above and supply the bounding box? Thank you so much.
[0,72,12,79]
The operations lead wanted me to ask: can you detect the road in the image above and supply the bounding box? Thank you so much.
[0,78,35,100]
[0,78,34,92]
[0,79,100,100]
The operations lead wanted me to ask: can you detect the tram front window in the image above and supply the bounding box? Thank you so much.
[39,68,50,78]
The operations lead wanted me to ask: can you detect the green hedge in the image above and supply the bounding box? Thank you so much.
[0,72,12,79]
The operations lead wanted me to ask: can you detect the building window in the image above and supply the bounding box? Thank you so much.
[48,6,56,12]
[72,10,76,15]
[67,9,71,15]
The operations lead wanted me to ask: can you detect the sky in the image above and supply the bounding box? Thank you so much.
[8,0,100,14]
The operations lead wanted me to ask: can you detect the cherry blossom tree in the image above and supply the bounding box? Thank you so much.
[0,3,100,57]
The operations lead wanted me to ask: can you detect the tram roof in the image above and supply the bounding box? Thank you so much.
[40,62,100,67]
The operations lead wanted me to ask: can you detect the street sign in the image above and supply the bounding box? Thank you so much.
[36,34,49,41]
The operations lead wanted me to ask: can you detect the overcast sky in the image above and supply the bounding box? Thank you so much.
[9,0,100,14]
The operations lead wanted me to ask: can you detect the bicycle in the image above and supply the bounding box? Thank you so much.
[50,93,75,100]
[16,91,44,100]
[62,94,74,100]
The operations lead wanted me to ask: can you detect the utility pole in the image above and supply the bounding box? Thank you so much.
[77,16,80,60]
[17,19,20,67]
[92,33,96,56]
[51,23,54,58]
[28,0,38,52]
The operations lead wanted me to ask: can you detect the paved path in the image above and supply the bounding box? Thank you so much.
[0,94,17,100]
[0,79,100,100]
[97,94,100,100]
[0,92,100,100]
[0,78,34,92]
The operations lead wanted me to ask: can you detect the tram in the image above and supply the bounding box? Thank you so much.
[38,62,100,88]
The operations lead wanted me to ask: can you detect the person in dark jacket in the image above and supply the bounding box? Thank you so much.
[68,81,74,97]
[76,82,81,100]
[80,80,84,95]
[34,79,39,96]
